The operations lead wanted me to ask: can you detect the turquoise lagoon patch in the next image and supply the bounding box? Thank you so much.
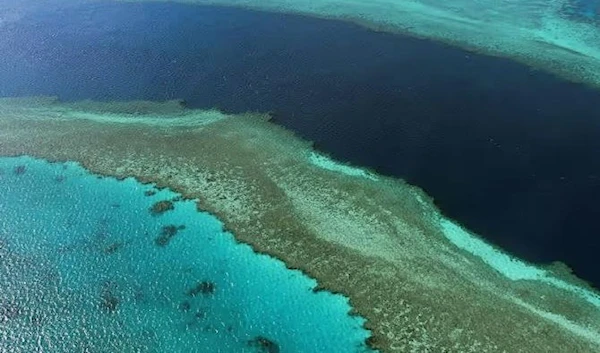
[0,156,374,353]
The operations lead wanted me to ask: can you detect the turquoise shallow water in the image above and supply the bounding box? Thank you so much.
[0,156,374,353]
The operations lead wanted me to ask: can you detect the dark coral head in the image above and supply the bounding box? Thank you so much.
[100,282,119,313]
[149,200,175,215]
[186,281,216,296]
[13,165,26,175]
[248,336,280,353]
[103,242,124,254]
[155,224,184,247]
[144,189,157,196]
[0,302,22,323]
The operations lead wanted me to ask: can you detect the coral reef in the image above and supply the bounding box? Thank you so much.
[100,282,119,313]
[1,98,599,352]
[13,165,26,175]
[149,200,174,215]
[186,281,216,296]
[144,189,157,196]
[248,336,280,353]
[103,242,124,254]
[155,225,186,247]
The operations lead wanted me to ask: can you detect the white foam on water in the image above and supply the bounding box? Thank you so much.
[308,152,378,181]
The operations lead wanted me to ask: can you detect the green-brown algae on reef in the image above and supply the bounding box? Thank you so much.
[0,97,599,352]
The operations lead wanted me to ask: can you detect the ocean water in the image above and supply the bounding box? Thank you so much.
[1,1,599,288]
[0,156,373,353]
[564,0,600,20]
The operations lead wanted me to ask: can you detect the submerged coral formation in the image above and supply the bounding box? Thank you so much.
[13,165,26,175]
[149,200,175,215]
[248,336,280,353]
[0,97,599,352]
[155,225,186,247]
[186,281,216,296]
[100,281,120,313]
[103,241,124,254]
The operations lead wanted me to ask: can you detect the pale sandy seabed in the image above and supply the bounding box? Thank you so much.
[1,97,599,352]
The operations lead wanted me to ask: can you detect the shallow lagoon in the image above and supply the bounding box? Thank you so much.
[0,156,374,352]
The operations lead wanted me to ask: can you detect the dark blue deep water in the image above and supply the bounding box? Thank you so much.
[565,0,600,20]
[1,2,600,288]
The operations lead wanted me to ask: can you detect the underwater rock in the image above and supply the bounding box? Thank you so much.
[100,282,119,313]
[248,336,280,353]
[13,165,26,175]
[184,311,208,329]
[186,281,216,296]
[144,189,157,196]
[133,286,145,303]
[149,200,174,215]
[183,307,209,329]
[194,310,206,319]
[0,302,22,323]
[29,312,46,327]
[179,301,191,311]
[155,224,185,247]
[103,242,124,254]
[55,175,65,182]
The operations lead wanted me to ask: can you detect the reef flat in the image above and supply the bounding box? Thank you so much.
[1,97,600,352]
[119,0,600,89]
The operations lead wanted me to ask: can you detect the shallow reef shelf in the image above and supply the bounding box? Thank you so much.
[0,96,599,352]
